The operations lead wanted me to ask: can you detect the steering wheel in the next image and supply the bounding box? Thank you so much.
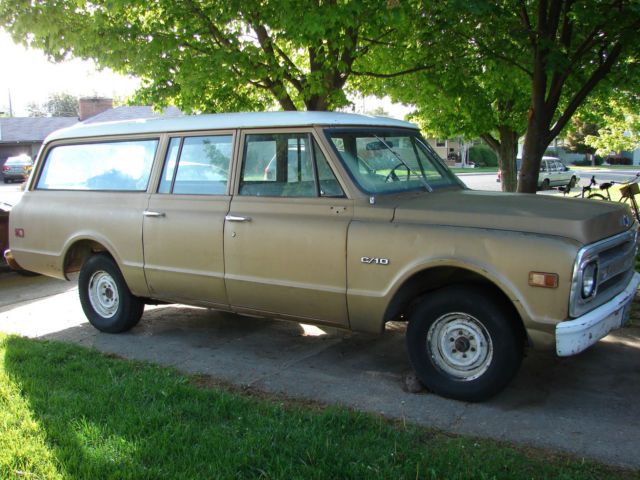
[385,163,408,182]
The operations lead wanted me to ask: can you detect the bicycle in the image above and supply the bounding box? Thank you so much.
[563,173,640,222]
[560,175,598,199]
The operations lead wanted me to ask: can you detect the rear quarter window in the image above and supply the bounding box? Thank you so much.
[36,139,158,191]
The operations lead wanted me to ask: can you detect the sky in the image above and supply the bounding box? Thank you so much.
[0,29,140,116]
[0,27,412,119]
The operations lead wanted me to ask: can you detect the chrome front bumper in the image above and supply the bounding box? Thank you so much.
[556,272,640,356]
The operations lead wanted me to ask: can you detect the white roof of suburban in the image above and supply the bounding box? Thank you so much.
[45,111,417,142]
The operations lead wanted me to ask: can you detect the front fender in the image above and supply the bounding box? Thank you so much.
[346,221,579,335]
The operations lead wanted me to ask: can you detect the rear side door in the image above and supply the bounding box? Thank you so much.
[539,159,551,186]
[224,130,351,326]
[142,133,233,307]
[555,160,570,185]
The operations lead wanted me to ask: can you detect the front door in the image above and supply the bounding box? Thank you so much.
[143,133,233,307]
[224,131,351,325]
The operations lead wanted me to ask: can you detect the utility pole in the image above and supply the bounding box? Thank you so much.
[8,89,13,117]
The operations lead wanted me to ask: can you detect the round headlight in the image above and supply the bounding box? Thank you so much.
[582,261,598,299]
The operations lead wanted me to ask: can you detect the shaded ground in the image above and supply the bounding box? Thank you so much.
[0,271,639,469]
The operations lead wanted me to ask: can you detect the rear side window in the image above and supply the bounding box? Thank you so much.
[6,156,32,166]
[158,135,232,195]
[239,133,343,197]
[37,139,158,191]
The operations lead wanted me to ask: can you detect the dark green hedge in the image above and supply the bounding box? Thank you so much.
[469,145,498,167]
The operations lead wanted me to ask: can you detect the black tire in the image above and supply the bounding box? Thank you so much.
[406,285,523,402]
[78,254,144,333]
[3,178,9,184]
[541,178,550,190]
[587,193,607,200]
[569,176,577,188]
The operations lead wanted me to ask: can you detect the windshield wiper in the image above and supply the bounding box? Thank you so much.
[373,135,433,192]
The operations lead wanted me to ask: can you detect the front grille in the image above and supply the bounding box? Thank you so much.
[569,228,639,318]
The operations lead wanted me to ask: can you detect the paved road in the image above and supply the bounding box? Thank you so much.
[0,271,639,469]
[461,167,640,192]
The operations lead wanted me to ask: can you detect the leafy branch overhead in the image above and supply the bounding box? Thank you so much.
[0,0,416,112]
[2,0,639,195]
[357,0,640,193]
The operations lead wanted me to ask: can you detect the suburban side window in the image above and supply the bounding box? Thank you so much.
[315,141,345,197]
[158,135,232,195]
[37,139,158,191]
[239,133,343,197]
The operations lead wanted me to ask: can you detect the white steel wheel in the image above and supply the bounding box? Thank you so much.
[406,284,523,402]
[79,254,144,333]
[427,312,493,381]
[88,270,120,319]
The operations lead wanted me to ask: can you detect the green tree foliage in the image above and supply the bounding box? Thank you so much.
[583,92,640,156]
[498,0,640,193]
[358,0,640,193]
[27,93,78,118]
[566,116,599,155]
[0,0,411,113]
[355,1,529,191]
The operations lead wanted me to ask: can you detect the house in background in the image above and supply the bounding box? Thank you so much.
[423,137,479,167]
[426,137,462,166]
[0,117,77,161]
[0,98,183,177]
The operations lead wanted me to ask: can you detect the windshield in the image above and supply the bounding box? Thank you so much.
[325,128,464,195]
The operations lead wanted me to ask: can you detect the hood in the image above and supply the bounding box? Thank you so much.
[392,189,633,245]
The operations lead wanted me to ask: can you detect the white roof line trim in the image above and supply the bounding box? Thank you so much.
[45,111,417,142]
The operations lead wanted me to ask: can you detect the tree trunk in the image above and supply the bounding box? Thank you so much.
[481,127,519,193]
[275,93,298,111]
[497,127,519,193]
[518,110,549,193]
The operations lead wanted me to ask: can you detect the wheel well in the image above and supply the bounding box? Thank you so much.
[384,266,526,342]
[63,240,110,278]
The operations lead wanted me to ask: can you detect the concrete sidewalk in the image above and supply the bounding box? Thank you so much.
[1,271,639,470]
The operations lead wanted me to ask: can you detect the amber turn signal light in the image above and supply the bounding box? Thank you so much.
[529,272,559,288]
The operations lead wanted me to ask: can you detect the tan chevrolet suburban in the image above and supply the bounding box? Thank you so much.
[5,112,639,401]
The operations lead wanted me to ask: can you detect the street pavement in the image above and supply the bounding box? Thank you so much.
[0,270,639,470]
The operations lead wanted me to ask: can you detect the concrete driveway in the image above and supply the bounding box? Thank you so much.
[1,270,639,470]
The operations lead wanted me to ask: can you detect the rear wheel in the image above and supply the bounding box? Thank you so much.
[569,176,577,188]
[541,178,550,190]
[79,254,144,333]
[406,285,523,402]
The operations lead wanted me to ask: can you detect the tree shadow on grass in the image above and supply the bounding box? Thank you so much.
[1,334,438,479]
[2,335,286,479]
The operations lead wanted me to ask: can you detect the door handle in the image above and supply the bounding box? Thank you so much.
[225,215,252,222]
[143,211,166,218]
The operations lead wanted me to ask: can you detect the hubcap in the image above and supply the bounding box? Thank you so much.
[88,270,119,318]
[427,313,493,381]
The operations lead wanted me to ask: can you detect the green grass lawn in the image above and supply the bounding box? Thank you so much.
[450,167,498,173]
[0,334,635,479]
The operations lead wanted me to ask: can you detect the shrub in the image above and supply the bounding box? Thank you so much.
[573,156,604,166]
[469,145,498,167]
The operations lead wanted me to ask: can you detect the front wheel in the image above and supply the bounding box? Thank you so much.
[587,193,607,201]
[406,285,523,402]
[79,254,144,333]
